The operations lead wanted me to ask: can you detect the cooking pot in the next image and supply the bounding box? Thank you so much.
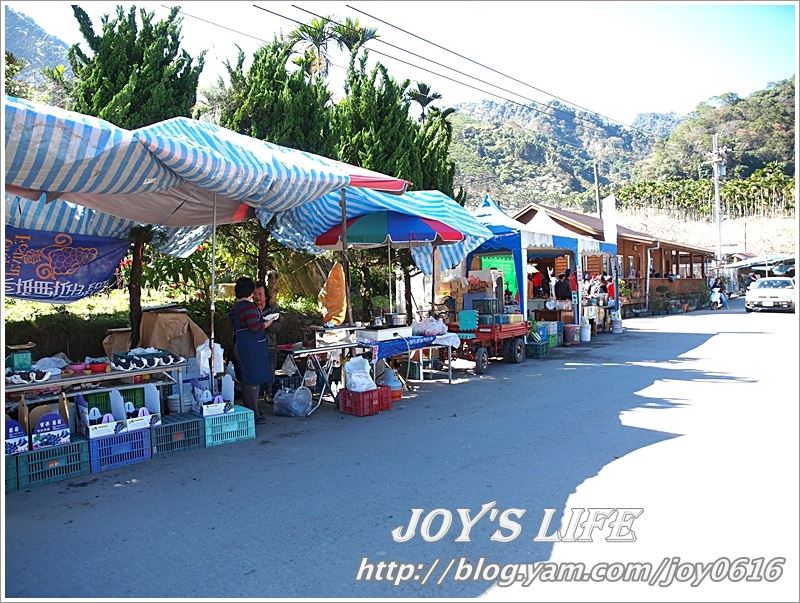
[384,313,406,327]
[370,316,384,327]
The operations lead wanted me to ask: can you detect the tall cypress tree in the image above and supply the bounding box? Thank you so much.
[221,39,334,156]
[62,5,204,344]
[220,37,336,286]
[67,5,204,129]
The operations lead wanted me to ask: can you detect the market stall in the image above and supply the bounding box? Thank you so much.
[466,195,618,334]
[4,95,410,486]
[271,187,493,385]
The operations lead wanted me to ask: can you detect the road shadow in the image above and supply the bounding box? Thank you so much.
[4,327,751,598]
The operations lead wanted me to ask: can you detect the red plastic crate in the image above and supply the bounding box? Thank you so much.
[339,386,391,417]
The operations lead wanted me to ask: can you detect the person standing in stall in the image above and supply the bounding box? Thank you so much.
[229,277,274,425]
[253,281,281,401]
[555,273,572,301]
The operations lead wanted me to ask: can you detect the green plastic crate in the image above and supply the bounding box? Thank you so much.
[17,438,90,489]
[152,413,204,456]
[526,341,549,359]
[399,361,422,380]
[83,387,145,415]
[203,406,255,448]
[548,333,558,348]
[5,454,18,492]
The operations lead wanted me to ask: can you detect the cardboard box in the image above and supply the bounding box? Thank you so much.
[190,377,234,417]
[124,384,162,432]
[5,413,29,455]
[192,398,233,417]
[75,391,127,439]
[22,393,72,450]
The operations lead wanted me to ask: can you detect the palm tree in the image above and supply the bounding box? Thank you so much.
[333,17,378,54]
[289,16,334,77]
[408,82,442,121]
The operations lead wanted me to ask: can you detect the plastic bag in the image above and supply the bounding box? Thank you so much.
[344,356,376,393]
[195,339,224,376]
[303,369,317,389]
[273,386,312,417]
[282,355,299,377]
[412,316,448,336]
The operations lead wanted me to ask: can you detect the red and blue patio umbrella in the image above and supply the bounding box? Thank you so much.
[314,211,464,248]
[314,211,465,314]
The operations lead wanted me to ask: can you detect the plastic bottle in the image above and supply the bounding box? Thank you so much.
[221,373,235,403]
[382,368,403,401]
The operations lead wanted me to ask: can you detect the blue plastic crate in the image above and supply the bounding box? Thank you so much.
[89,430,152,473]
[457,310,479,331]
[535,324,548,342]
[493,314,510,324]
[151,413,204,456]
[478,314,494,325]
[17,438,90,489]
[5,454,18,492]
[203,406,255,448]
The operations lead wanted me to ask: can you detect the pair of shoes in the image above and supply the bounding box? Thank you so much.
[254,415,267,425]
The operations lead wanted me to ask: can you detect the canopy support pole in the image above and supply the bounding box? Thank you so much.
[210,193,218,393]
[340,189,354,325]
[388,244,392,314]
[430,244,437,316]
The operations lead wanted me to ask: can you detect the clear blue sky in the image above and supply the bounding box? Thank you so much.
[5,1,797,125]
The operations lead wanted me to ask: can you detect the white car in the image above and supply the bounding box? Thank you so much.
[745,277,796,312]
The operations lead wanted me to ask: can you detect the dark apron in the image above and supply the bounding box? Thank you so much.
[230,300,271,385]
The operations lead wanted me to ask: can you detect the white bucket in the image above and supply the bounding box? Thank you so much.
[580,324,592,343]
[611,319,623,334]
[167,394,181,414]
[168,394,193,414]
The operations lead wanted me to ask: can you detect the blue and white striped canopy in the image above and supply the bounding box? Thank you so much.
[4,193,209,258]
[134,117,350,220]
[269,188,493,275]
[4,96,386,228]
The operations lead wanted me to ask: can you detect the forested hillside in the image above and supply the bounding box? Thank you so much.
[3,6,70,86]
[451,77,795,218]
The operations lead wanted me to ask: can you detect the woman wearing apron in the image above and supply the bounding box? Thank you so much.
[229,277,274,425]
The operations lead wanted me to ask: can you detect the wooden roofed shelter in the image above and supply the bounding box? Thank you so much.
[514,203,715,308]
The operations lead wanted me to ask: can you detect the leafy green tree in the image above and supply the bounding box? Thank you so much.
[66,5,204,129]
[4,52,33,99]
[58,4,205,344]
[193,75,234,124]
[408,81,442,122]
[220,37,336,285]
[222,40,334,157]
[334,55,428,319]
[289,16,335,77]
[333,17,378,53]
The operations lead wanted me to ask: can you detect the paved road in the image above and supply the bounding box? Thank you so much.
[4,299,798,600]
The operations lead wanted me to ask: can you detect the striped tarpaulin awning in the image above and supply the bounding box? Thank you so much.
[4,193,209,258]
[269,188,493,275]
[4,95,406,229]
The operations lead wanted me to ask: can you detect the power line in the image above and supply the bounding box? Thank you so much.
[345,3,661,140]
[251,4,601,152]
[291,4,614,137]
[177,3,639,158]
[167,5,270,44]
[170,6,348,75]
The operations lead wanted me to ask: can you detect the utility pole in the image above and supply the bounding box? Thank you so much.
[593,160,602,218]
[707,133,728,268]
